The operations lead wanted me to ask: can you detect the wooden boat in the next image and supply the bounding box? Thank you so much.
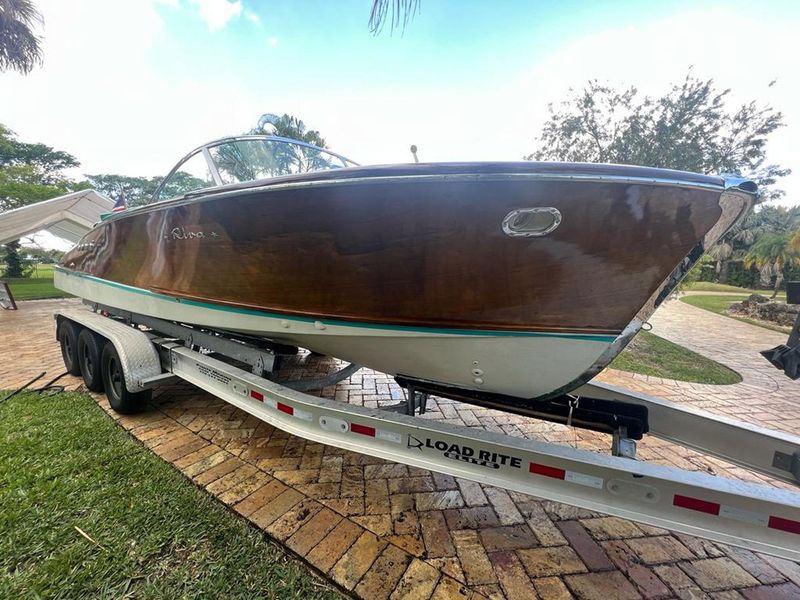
[55,135,755,405]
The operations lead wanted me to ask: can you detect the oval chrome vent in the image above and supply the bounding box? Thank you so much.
[501,207,562,237]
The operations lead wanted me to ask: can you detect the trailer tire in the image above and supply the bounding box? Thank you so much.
[58,319,81,376]
[77,329,105,392]
[101,342,150,414]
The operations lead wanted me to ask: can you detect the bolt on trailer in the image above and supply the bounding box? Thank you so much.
[55,303,800,562]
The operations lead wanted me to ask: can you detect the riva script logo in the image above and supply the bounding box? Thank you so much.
[408,435,522,470]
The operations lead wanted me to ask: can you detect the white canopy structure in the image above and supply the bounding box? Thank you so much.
[0,190,112,246]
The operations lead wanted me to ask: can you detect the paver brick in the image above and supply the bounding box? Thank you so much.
[741,582,800,600]
[556,521,614,572]
[355,544,413,600]
[626,535,695,565]
[330,530,387,590]
[451,529,497,585]
[488,550,537,599]
[517,546,588,578]
[232,478,287,517]
[679,558,759,591]
[286,506,342,555]
[564,571,642,600]
[390,558,441,600]
[249,488,303,529]
[532,576,572,600]
[478,524,539,552]
[264,498,322,541]
[420,511,456,558]
[305,519,363,572]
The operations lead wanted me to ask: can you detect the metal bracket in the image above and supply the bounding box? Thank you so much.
[773,451,800,483]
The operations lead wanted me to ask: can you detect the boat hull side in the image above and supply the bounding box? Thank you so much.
[55,268,614,399]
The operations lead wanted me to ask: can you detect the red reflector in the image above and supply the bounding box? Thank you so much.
[529,463,566,480]
[768,515,800,535]
[250,390,264,401]
[277,402,294,415]
[350,423,376,437]
[673,494,720,515]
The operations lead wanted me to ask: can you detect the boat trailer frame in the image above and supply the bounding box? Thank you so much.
[54,305,800,561]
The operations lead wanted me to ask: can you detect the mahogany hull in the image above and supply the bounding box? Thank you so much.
[57,162,752,398]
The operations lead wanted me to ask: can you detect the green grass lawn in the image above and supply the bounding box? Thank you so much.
[0,390,341,600]
[680,294,792,334]
[4,264,67,301]
[684,281,786,300]
[611,330,741,384]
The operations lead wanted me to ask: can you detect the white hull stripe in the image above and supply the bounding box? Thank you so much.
[54,267,618,343]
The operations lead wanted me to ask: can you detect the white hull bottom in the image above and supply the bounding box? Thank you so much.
[55,269,616,399]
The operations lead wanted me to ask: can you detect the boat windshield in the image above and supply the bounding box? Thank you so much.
[153,136,358,202]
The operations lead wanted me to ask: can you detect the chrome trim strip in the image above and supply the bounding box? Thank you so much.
[110,171,732,224]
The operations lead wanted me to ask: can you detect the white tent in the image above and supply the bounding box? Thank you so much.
[0,190,113,246]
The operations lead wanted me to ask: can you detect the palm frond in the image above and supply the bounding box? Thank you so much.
[0,0,43,74]
[369,0,419,35]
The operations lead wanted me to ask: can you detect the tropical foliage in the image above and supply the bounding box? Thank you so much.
[0,0,42,74]
[529,73,788,203]
[743,232,800,298]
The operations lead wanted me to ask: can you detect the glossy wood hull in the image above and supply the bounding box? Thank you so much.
[58,162,750,398]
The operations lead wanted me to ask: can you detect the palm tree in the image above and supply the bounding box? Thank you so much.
[743,233,800,298]
[0,0,43,74]
[790,229,800,254]
[369,0,419,34]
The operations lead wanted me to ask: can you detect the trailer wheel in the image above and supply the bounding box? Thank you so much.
[77,329,105,392]
[58,319,81,376]
[101,342,150,414]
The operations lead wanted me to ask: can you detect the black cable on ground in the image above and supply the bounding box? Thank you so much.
[1,371,69,404]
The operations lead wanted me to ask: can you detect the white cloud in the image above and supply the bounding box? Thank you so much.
[267,36,278,48]
[189,0,242,32]
[245,10,261,25]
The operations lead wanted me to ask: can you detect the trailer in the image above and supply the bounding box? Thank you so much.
[54,304,800,561]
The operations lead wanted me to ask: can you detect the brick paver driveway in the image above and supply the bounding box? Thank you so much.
[2,297,799,599]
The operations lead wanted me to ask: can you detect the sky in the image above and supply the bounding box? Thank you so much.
[2,0,800,237]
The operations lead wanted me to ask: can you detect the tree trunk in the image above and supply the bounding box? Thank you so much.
[772,270,784,299]
[3,240,25,278]
[717,259,730,284]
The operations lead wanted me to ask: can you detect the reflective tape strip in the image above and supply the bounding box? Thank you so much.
[674,494,800,535]
[250,390,264,401]
[529,462,603,489]
[350,422,402,444]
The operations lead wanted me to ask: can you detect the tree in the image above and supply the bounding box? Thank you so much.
[85,174,161,207]
[250,113,328,148]
[743,233,800,298]
[0,124,83,278]
[529,73,790,283]
[0,124,82,211]
[0,0,43,74]
[529,74,788,203]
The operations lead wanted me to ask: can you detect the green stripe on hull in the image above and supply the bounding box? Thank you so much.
[55,266,618,343]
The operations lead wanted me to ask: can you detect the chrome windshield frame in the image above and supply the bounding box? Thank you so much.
[152,135,359,202]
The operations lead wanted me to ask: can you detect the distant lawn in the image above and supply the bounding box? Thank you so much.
[611,330,741,384]
[0,390,341,600]
[684,281,786,300]
[3,263,67,300]
[680,294,792,334]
